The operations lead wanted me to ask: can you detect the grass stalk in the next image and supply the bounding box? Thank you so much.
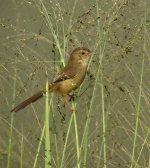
[45,80,51,168]
[38,0,65,66]
[73,112,80,168]
[20,126,24,168]
[101,83,107,168]
[60,114,74,168]
[7,63,17,168]
[130,5,146,167]
[33,125,45,168]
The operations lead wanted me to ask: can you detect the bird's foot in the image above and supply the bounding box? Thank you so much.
[71,108,76,113]
[68,93,77,101]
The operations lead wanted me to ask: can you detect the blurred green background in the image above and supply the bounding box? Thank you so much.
[0,0,150,167]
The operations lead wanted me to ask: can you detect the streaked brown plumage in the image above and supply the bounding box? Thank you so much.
[11,47,91,112]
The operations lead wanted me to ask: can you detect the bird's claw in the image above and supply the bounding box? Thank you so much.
[68,93,77,101]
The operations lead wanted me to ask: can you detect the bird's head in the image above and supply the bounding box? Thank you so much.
[70,47,91,65]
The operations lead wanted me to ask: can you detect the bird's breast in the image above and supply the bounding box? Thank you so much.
[57,66,87,96]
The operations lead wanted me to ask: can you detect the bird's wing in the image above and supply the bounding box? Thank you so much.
[53,64,78,83]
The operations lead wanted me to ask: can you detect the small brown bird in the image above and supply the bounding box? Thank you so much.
[11,47,91,112]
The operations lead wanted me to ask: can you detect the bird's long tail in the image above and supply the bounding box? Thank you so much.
[10,90,45,112]
[11,83,57,112]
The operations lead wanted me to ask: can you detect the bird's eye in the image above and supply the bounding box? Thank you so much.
[81,51,85,55]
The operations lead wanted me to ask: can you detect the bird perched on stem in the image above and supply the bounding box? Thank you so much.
[11,47,91,112]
